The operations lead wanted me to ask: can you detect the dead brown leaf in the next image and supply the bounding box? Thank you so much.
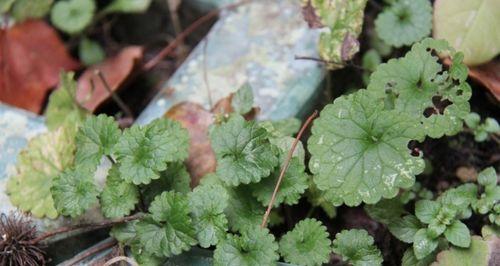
[76,46,143,112]
[468,60,500,101]
[455,166,478,182]
[301,0,323,28]
[165,102,216,187]
[0,20,79,113]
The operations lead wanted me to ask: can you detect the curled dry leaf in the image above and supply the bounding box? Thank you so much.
[165,102,216,187]
[0,20,79,113]
[468,60,500,101]
[76,46,144,112]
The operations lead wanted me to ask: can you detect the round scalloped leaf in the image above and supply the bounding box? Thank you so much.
[51,168,99,218]
[50,0,95,34]
[213,227,279,266]
[375,0,432,47]
[225,185,265,232]
[279,218,331,266]
[367,38,472,138]
[332,229,383,266]
[434,0,500,66]
[189,184,229,248]
[100,165,139,218]
[6,126,76,219]
[308,90,425,206]
[209,114,278,186]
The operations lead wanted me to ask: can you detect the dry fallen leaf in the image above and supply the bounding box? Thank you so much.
[76,46,144,112]
[0,20,79,113]
[455,166,478,182]
[165,102,216,187]
[468,60,500,101]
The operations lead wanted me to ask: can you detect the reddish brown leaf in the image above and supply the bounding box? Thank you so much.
[211,93,259,120]
[301,0,323,28]
[0,20,79,113]
[76,46,143,112]
[468,60,500,101]
[165,102,216,187]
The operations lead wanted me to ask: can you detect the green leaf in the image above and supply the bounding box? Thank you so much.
[434,0,500,66]
[250,157,309,207]
[100,165,139,218]
[308,90,425,206]
[478,167,497,187]
[362,49,382,85]
[279,218,331,266]
[225,185,265,231]
[110,220,138,245]
[444,220,471,248]
[368,38,472,138]
[306,180,337,219]
[388,215,423,243]
[79,38,105,66]
[308,0,368,69]
[259,118,302,137]
[137,191,197,257]
[51,168,99,217]
[415,200,441,224]
[6,126,76,219]
[0,0,15,13]
[141,162,191,205]
[232,83,254,115]
[413,229,438,260]
[365,198,406,224]
[45,72,88,131]
[213,227,279,266]
[209,114,278,186]
[189,184,229,248]
[50,0,95,34]
[432,236,497,266]
[11,0,52,22]
[104,0,151,13]
[75,114,121,171]
[114,118,189,184]
[375,0,432,47]
[401,248,438,266]
[332,229,383,266]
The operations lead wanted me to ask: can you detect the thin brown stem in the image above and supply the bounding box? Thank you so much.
[261,110,318,228]
[142,0,251,71]
[95,70,134,118]
[60,238,117,266]
[24,214,143,245]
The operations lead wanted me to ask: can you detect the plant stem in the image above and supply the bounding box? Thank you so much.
[59,238,117,266]
[142,0,251,71]
[261,110,318,228]
[95,70,134,119]
[24,213,143,245]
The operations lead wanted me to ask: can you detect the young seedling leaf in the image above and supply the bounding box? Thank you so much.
[308,90,425,206]
[104,0,152,13]
[231,83,254,115]
[100,165,139,218]
[279,218,331,266]
[443,220,471,248]
[209,114,278,186]
[375,0,432,47]
[75,114,121,171]
[51,168,99,218]
[213,227,279,266]
[79,38,105,66]
[388,215,423,243]
[50,0,95,34]
[332,229,383,266]
[413,229,439,260]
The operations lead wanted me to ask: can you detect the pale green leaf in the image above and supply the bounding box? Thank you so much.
[375,0,432,47]
[443,220,471,248]
[413,229,439,260]
[232,83,254,115]
[431,236,497,266]
[279,218,331,266]
[434,0,500,66]
[11,0,53,22]
[50,0,95,34]
[104,0,151,13]
[365,198,406,224]
[79,38,105,66]
[308,90,425,206]
[388,215,423,243]
[6,126,76,218]
[0,0,15,13]
[415,200,441,224]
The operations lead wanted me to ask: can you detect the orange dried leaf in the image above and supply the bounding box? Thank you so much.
[76,46,143,112]
[468,60,500,101]
[0,20,79,113]
[165,102,216,187]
